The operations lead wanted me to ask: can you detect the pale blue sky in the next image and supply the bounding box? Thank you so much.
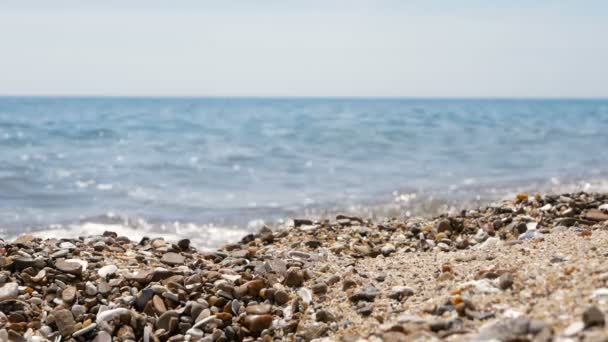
[1,1,607,97]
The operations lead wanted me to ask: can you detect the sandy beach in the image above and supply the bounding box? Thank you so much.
[1,192,608,341]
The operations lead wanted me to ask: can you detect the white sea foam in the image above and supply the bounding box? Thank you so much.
[17,221,249,251]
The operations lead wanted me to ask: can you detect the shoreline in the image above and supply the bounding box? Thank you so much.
[1,192,608,341]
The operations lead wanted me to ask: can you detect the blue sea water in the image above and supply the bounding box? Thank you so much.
[1,97,608,248]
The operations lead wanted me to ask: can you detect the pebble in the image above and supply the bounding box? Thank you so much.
[243,314,273,333]
[72,323,97,337]
[349,285,380,302]
[0,282,19,301]
[315,309,336,322]
[245,304,272,315]
[62,285,77,303]
[55,259,84,275]
[161,252,185,265]
[178,238,191,250]
[96,308,130,324]
[498,273,514,290]
[381,244,396,256]
[388,286,415,301]
[436,219,452,233]
[356,302,374,316]
[274,290,290,305]
[85,281,98,296]
[153,295,167,314]
[53,309,76,337]
[59,241,76,249]
[97,264,118,278]
[284,267,304,287]
[518,230,544,241]
[582,306,605,328]
[312,282,328,295]
[297,287,312,304]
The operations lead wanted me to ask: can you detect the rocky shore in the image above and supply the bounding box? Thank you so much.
[1,192,608,341]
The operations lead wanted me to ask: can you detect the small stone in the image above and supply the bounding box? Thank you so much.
[381,244,396,256]
[97,265,117,278]
[157,311,179,332]
[243,314,273,333]
[62,286,77,304]
[245,304,272,315]
[297,321,328,340]
[284,267,304,287]
[135,288,155,312]
[312,282,328,295]
[474,229,489,243]
[53,309,76,337]
[508,222,528,235]
[186,328,204,338]
[50,250,69,258]
[71,305,87,319]
[117,325,136,340]
[349,285,380,302]
[97,281,111,295]
[356,302,374,316]
[585,209,608,221]
[85,282,97,296]
[72,323,97,337]
[315,309,335,322]
[161,252,185,266]
[583,306,605,328]
[388,286,415,301]
[437,243,450,251]
[297,287,312,304]
[12,256,45,270]
[498,273,514,290]
[274,290,289,305]
[518,230,544,241]
[244,279,266,296]
[96,308,131,324]
[153,295,167,314]
[293,219,314,227]
[55,259,84,275]
[342,278,357,291]
[0,283,19,301]
[59,241,77,249]
[436,219,452,233]
[178,239,191,250]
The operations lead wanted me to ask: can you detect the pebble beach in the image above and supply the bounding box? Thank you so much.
[1,192,608,341]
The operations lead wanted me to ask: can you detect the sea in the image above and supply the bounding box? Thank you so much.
[1,97,607,249]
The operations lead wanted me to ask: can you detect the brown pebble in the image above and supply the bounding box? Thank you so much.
[243,314,273,333]
[274,290,290,305]
[284,267,304,287]
[53,309,76,337]
[62,286,77,304]
[342,278,357,291]
[153,295,167,315]
[244,279,266,296]
[246,304,272,315]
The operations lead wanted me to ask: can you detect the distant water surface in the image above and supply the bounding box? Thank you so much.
[1,97,607,248]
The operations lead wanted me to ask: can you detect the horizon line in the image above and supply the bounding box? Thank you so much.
[0,94,607,101]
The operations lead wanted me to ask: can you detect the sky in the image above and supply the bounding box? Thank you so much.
[1,0,607,98]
